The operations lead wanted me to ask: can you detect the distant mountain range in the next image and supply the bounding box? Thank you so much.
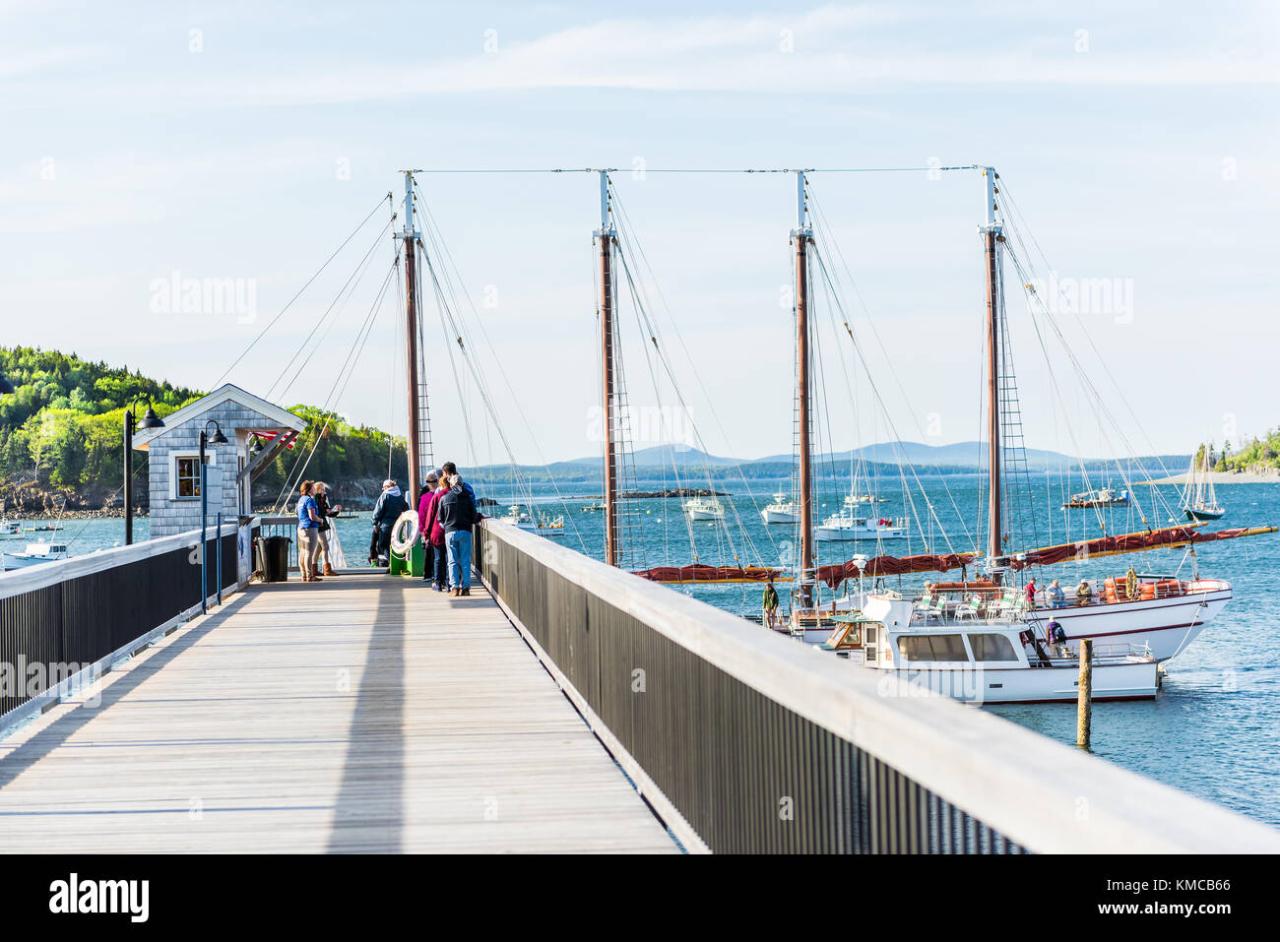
[470,441,1191,486]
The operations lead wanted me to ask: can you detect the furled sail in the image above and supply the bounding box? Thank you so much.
[1010,524,1277,570]
[632,564,785,584]
[815,552,980,589]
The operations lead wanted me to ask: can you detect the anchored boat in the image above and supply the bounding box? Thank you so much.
[2,541,70,570]
[760,491,798,524]
[1180,445,1225,521]
[1063,485,1129,509]
[682,496,725,521]
[821,594,1159,704]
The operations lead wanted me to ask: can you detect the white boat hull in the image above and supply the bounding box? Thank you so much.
[861,659,1159,704]
[815,526,908,542]
[761,508,799,524]
[686,509,724,521]
[1024,583,1230,662]
[2,553,59,569]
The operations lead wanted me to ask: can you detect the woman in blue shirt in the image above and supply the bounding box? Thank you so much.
[296,480,323,582]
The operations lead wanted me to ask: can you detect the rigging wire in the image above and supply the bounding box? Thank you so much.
[213,194,392,388]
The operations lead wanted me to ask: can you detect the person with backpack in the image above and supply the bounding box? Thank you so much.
[437,467,480,596]
[370,479,408,568]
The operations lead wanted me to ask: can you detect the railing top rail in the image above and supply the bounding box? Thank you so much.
[479,520,1280,853]
[0,521,241,600]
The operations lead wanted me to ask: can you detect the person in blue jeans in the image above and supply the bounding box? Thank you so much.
[436,468,480,596]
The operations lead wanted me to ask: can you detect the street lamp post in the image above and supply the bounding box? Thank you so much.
[199,419,228,613]
[123,398,164,545]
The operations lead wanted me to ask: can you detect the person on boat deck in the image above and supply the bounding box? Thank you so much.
[1047,579,1066,608]
[1075,579,1093,606]
[437,467,481,596]
[371,479,408,568]
[762,578,780,629]
[1045,620,1068,656]
[313,482,342,577]
[1024,577,1037,607]
[416,470,442,588]
[295,480,323,583]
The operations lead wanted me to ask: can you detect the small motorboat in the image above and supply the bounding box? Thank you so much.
[2,541,70,570]
[682,497,725,521]
[815,510,908,542]
[1063,485,1129,508]
[0,520,20,536]
[821,593,1159,704]
[760,492,798,524]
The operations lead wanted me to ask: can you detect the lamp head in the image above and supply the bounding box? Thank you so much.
[140,405,165,429]
[206,420,229,445]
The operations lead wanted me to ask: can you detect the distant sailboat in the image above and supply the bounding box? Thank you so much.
[1181,446,1225,521]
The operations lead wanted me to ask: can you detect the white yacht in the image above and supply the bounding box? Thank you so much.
[682,497,725,521]
[815,509,908,542]
[496,504,566,537]
[760,492,798,524]
[0,520,20,536]
[821,593,1159,704]
[2,541,70,570]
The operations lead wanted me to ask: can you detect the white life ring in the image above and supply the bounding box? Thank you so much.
[390,510,420,555]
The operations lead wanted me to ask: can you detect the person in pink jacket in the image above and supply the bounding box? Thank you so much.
[418,471,449,590]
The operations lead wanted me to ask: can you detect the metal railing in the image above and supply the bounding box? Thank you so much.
[0,522,242,723]
[475,520,1280,854]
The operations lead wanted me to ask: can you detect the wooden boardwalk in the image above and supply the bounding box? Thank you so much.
[0,573,676,853]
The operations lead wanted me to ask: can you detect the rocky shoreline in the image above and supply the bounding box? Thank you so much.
[1141,470,1280,486]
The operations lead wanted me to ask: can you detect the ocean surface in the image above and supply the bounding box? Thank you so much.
[12,474,1280,828]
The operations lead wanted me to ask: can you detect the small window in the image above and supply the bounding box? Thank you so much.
[899,634,969,662]
[968,633,1019,662]
[175,456,201,499]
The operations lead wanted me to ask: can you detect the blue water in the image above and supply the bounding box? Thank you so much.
[17,475,1280,828]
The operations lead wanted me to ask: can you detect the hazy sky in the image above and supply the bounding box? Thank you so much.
[2,1,1276,465]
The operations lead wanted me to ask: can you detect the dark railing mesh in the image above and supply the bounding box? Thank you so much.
[477,525,1024,854]
[0,531,238,719]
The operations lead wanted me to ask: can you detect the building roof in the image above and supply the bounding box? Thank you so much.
[131,383,308,452]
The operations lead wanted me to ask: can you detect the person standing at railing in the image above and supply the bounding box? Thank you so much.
[313,482,342,577]
[417,470,443,589]
[762,578,780,629]
[296,481,323,583]
[1024,577,1037,609]
[437,467,479,596]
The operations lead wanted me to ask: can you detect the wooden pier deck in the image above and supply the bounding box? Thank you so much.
[0,573,676,853]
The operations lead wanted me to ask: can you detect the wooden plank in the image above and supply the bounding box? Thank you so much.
[0,574,676,854]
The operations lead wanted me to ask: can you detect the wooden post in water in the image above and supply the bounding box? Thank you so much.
[596,171,619,567]
[401,170,423,507]
[793,171,814,609]
[1076,638,1093,749]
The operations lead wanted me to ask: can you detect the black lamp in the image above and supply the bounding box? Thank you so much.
[199,420,228,613]
[123,397,165,545]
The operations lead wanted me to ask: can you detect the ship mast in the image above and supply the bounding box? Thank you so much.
[402,170,423,505]
[596,170,619,567]
[981,166,1003,573]
[793,171,815,607]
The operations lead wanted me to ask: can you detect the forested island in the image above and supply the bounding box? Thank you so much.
[0,347,407,514]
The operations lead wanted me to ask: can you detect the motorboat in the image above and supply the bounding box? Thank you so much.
[815,509,908,542]
[1063,485,1129,508]
[682,497,725,521]
[821,593,1159,704]
[2,541,70,570]
[760,492,798,524]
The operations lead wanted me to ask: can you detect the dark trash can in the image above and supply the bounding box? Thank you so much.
[262,535,291,583]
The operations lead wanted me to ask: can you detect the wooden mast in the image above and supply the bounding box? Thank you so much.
[794,171,815,607]
[402,170,422,506]
[596,170,619,567]
[982,166,1003,573]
